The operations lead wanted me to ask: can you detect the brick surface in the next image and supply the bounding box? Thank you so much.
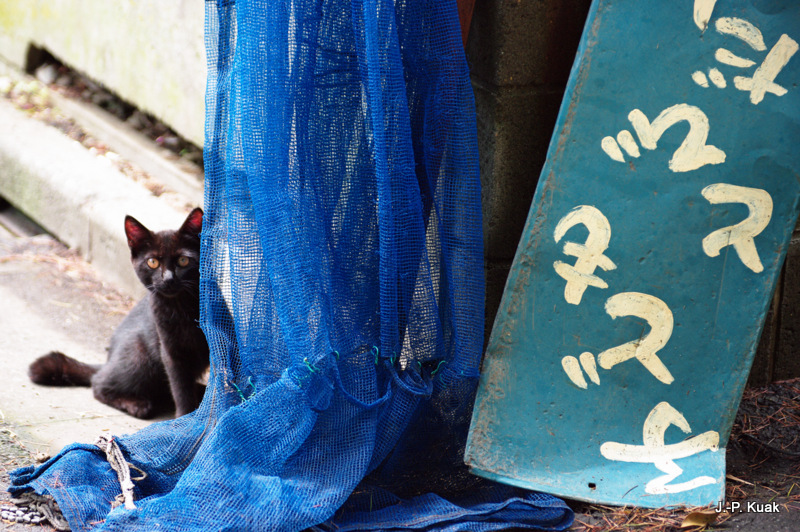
[749,278,779,388]
[467,0,592,88]
[475,83,564,260]
[775,235,800,381]
[483,260,512,352]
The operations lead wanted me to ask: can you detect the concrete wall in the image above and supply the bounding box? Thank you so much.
[466,0,594,343]
[0,0,206,147]
[748,228,800,387]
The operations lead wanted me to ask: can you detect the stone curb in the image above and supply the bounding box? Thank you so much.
[0,97,192,297]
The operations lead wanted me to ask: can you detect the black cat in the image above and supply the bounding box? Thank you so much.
[28,208,209,419]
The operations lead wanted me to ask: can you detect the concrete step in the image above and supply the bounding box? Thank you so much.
[0,62,203,298]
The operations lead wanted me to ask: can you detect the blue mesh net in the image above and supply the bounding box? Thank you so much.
[9,0,574,530]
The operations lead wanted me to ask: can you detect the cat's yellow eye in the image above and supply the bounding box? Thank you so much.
[177,256,190,267]
[147,257,160,269]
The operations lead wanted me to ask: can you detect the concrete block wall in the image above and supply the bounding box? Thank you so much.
[748,228,800,387]
[466,0,797,386]
[466,0,593,342]
[0,0,206,147]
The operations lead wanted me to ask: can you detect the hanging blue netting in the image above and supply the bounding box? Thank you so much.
[9,0,574,530]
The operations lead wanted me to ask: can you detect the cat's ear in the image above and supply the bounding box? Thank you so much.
[180,208,203,237]
[124,215,153,253]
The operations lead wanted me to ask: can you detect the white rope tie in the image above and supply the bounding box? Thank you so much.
[95,435,147,510]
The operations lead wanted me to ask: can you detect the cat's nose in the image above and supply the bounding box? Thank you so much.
[162,270,174,282]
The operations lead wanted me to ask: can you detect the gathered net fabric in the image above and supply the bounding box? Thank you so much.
[9,0,574,530]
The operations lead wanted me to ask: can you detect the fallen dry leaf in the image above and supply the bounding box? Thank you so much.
[680,509,719,528]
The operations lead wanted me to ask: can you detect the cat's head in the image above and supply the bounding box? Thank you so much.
[123,208,203,298]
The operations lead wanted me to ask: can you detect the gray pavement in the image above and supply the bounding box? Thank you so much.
[0,221,160,531]
[0,64,196,529]
[0,224,153,454]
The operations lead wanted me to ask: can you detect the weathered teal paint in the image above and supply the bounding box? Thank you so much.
[465,0,800,508]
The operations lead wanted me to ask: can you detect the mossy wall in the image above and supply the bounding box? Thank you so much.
[0,0,205,147]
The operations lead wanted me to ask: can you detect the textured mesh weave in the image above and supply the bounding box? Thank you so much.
[9,0,573,530]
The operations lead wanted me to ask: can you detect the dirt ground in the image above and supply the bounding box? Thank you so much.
[569,379,800,531]
[0,424,47,532]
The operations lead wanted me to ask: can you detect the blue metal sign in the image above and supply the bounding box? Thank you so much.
[465,0,800,508]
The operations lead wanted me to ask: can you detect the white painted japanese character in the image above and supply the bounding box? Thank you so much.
[598,292,674,385]
[600,401,720,495]
[553,205,617,305]
[562,292,674,388]
[733,33,799,104]
[701,183,773,273]
[601,104,726,173]
[691,2,798,104]
[561,351,600,389]
[693,0,717,32]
